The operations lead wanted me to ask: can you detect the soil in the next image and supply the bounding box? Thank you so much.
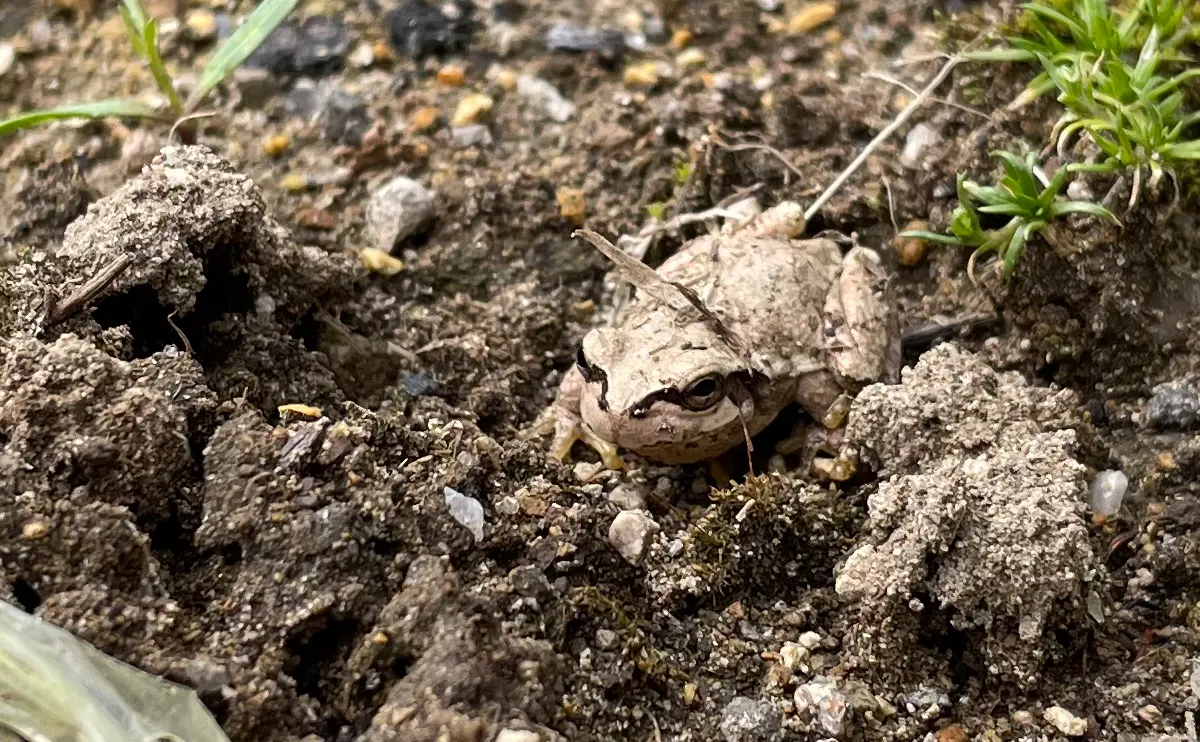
[4,1,1200,741]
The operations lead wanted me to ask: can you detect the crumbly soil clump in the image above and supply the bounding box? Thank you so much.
[4,1,1200,741]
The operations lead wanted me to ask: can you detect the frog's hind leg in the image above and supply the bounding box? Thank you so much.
[534,365,624,470]
[823,246,903,388]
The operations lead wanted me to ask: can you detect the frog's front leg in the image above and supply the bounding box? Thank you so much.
[542,365,624,470]
[822,246,902,389]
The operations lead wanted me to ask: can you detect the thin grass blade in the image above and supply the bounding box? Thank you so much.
[1049,200,1119,221]
[0,99,162,135]
[119,5,148,59]
[144,20,183,115]
[186,0,299,111]
[898,230,966,246]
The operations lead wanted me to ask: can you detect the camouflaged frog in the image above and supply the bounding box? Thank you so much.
[546,201,902,469]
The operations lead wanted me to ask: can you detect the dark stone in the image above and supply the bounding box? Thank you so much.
[292,16,354,74]
[545,22,625,61]
[386,0,476,59]
[492,0,524,23]
[403,373,440,397]
[1146,385,1200,431]
[245,16,353,75]
[317,88,371,146]
[285,80,372,146]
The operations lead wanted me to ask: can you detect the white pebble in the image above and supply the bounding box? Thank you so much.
[365,176,435,254]
[495,731,540,742]
[1089,469,1128,516]
[794,677,847,735]
[798,631,821,649]
[0,43,14,77]
[901,122,939,168]
[607,510,660,565]
[1044,706,1087,736]
[443,487,484,541]
[517,74,575,122]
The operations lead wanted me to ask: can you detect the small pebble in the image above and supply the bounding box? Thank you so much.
[788,2,837,33]
[573,461,604,482]
[517,74,574,122]
[607,483,648,510]
[798,631,821,649]
[608,510,660,565]
[492,66,519,90]
[556,188,586,225]
[1146,384,1200,430]
[278,403,322,418]
[451,124,492,148]
[246,16,353,75]
[410,106,439,131]
[437,63,465,86]
[676,48,705,68]
[184,9,217,41]
[1138,704,1162,723]
[779,642,810,671]
[1044,706,1087,736]
[719,696,781,742]
[794,677,847,735]
[262,134,290,156]
[360,248,405,276]
[365,176,435,253]
[545,22,625,60]
[281,173,309,192]
[387,0,475,59]
[669,28,693,49]
[935,724,968,742]
[901,122,939,168]
[495,730,539,742]
[22,518,51,541]
[1089,469,1128,517]
[348,41,374,68]
[444,486,485,541]
[624,60,661,87]
[403,373,440,396]
[894,220,929,266]
[452,93,493,126]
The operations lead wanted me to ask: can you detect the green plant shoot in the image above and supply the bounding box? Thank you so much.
[902,150,1119,279]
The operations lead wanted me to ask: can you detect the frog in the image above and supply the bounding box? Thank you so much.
[544,200,902,470]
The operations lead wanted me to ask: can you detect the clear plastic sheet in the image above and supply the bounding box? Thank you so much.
[0,600,229,742]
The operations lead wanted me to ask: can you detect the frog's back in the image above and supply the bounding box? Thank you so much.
[618,233,843,378]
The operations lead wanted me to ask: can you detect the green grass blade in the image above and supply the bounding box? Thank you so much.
[144,20,183,115]
[0,99,162,135]
[186,0,300,111]
[899,231,966,246]
[1049,200,1118,221]
[964,48,1038,62]
[1023,4,1089,43]
[119,5,148,59]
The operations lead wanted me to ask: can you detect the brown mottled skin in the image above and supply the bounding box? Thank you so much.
[547,201,902,468]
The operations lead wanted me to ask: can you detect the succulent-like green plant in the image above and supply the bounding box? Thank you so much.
[0,0,298,138]
[967,0,1196,109]
[1040,31,1200,205]
[902,150,1118,279]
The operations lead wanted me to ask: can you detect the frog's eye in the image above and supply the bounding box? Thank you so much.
[682,374,725,411]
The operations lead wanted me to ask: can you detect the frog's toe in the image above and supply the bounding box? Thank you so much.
[550,411,623,470]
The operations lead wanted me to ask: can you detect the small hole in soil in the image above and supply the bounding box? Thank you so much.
[11,578,43,612]
[92,285,178,359]
[291,307,322,352]
[285,615,361,700]
[218,543,243,566]
[90,244,256,360]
